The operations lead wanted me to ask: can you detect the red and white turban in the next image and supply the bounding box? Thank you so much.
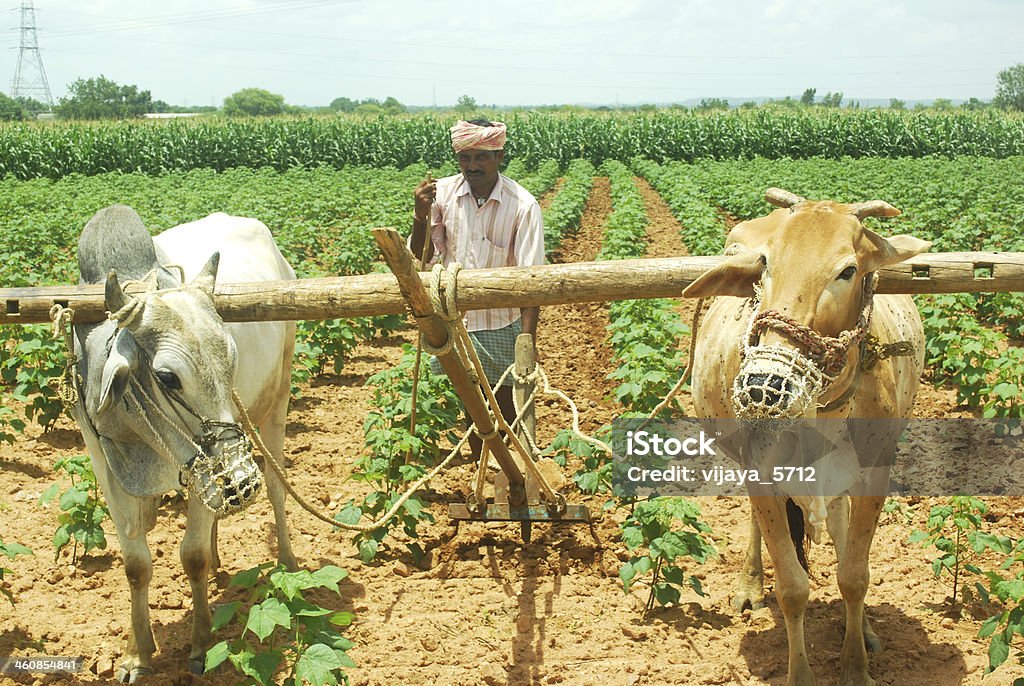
[450,120,507,153]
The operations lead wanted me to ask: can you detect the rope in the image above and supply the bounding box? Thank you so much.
[745,274,876,379]
[50,304,80,413]
[233,388,475,532]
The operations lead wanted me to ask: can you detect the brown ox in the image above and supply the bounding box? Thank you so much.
[682,189,929,686]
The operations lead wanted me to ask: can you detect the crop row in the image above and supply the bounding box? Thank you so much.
[542,159,595,257]
[660,157,1024,417]
[598,160,688,416]
[631,158,725,256]
[504,158,560,198]
[0,163,454,438]
[2,110,1024,180]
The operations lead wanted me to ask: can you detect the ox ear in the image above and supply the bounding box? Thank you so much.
[97,330,139,415]
[861,230,932,271]
[682,250,765,299]
[191,252,220,299]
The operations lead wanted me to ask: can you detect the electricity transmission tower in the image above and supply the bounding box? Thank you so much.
[10,0,54,109]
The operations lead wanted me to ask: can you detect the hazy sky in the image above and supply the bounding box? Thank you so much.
[4,0,1022,108]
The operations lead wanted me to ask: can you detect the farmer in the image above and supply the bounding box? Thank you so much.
[410,118,545,461]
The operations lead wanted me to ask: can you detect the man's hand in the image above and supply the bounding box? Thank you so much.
[413,177,436,221]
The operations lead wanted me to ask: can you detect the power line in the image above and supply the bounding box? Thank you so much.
[17,0,353,41]
[39,32,1005,80]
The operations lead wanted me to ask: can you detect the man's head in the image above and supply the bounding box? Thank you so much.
[450,119,506,191]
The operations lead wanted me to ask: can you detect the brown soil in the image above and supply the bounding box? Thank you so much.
[1,178,1021,686]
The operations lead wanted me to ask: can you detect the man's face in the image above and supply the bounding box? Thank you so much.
[458,148,504,188]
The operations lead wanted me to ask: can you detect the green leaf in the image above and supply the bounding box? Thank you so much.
[295,643,343,686]
[357,537,379,564]
[309,565,349,590]
[907,530,929,544]
[212,601,241,631]
[38,483,61,505]
[293,602,334,618]
[996,579,1024,601]
[245,597,292,641]
[230,565,267,589]
[271,569,315,601]
[334,505,362,527]
[0,542,31,559]
[575,470,601,494]
[653,582,681,606]
[52,527,70,553]
[661,565,684,586]
[329,611,355,627]
[402,498,423,518]
[979,614,1003,639]
[203,640,231,672]
[59,487,88,510]
[620,526,644,551]
[619,561,637,592]
[989,632,1010,670]
[232,648,282,686]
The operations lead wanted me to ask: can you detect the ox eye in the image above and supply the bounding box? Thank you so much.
[155,370,181,390]
[837,266,857,281]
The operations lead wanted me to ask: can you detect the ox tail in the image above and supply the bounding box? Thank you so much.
[786,498,810,573]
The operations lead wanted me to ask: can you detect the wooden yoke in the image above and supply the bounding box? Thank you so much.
[372,228,528,507]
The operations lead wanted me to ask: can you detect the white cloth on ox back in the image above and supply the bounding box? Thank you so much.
[154,213,296,416]
[416,173,545,332]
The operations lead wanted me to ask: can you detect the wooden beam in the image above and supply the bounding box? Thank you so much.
[371,228,527,503]
[3,248,1024,325]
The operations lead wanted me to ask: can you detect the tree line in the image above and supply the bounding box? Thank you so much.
[3,64,1024,121]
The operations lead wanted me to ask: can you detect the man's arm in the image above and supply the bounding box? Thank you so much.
[411,178,436,264]
[520,306,539,339]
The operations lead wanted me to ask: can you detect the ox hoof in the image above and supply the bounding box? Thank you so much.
[731,594,765,612]
[189,655,206,675]
[116,665,154,684]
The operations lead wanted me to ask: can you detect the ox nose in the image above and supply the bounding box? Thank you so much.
[737,373,794,413]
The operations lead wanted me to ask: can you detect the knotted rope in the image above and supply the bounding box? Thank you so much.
[50,304,80,412]
[745,274,876,380]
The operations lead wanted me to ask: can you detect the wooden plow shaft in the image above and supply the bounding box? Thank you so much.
[371,229,529,506]
[3,248,1024,325]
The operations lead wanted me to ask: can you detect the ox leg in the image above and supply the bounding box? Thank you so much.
[260,408,298,571]
[733,508,765,611]
[85,449,159,684]
[751,496,815,686]
[836,496,884,686]
[113,508,159,683]
[826,497,881,654]
[181,498,216,675]
[210,520,220,573]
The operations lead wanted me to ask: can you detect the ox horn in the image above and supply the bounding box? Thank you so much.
[848,200,901,219]
[765,188,806,209]
[105,270,145,328]
[104,270,127,313]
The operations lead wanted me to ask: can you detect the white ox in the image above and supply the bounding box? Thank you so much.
[682,189,929,686]
[72,207,296,682]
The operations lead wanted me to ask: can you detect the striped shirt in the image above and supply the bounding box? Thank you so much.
[423,173,545,332]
